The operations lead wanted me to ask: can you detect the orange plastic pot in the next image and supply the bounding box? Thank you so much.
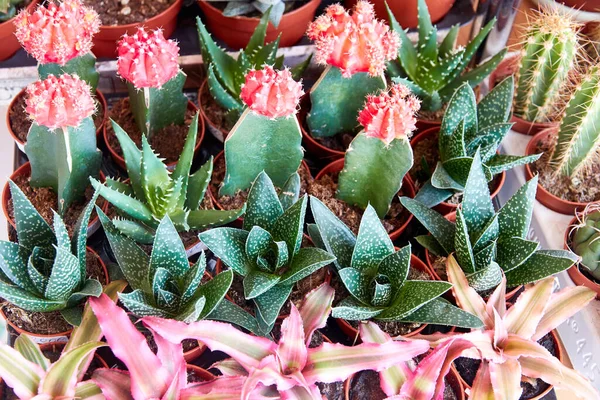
[0,0,39,61]
[557,0,600,11]
[187,364,215,381]
[198,79,229,143]
[565,211,600,299]
[197,0,319,49]
[344,0,454,28]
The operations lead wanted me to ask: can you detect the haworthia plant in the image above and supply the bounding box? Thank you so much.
[309,196,483,328]
[414,79,541,207]
[92,115,244,244]
[571,208,600,280]
[199,172,336,333]
[0,183,103,326]
[402,152,578,291]
[387,0,505,112]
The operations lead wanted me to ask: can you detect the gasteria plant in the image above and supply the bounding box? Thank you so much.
[387,0,505,112]
[571,206,600,279]
[309,196,482,328]
[0,181,102,326]
[414,79,540,207]
[220,65,304,196]
[92,115,244,244]
[117,27,188,137]
[305,1,398,138]
[143,282,432,399]
[24,73,102,214]
[14,0,101,89]
[200,172,336,333]
[402,152,578,292]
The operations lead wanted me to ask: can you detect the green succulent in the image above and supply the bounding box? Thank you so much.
[0,0,23,21]
[199,172,336,333]
[572,209,600,280]
[91,115,245,244]
[218,0,290,28]
[0,182,102,326]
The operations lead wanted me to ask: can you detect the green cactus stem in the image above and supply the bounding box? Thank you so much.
[572,208,600,279]
[38,53,100,92]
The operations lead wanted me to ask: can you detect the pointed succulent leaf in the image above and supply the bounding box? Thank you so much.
[400,298,484,328]
[0,280,64,311]
[186,157,213,211]
[66,279,103,307]
[498,176,538,242]
[0,241,36,292]
[477,76,514,129]
[496,237,539,272]
[439,84,477,157]
[416,235,446,257]
[207,299,261,336]
[112,219,154,244]
[505,250,577,286]
[172,115,199,203]
[9,181,54,251]
[471,214,499,253]
[150,216,189,279]
[387,4,417,79]
[467,123,513,161]
[72,192,99,283]
[462,151,495,235]
[378,245,411,292]
[272,196,307,257]
[254,284,293,327]
[91,178,155,225]
[246,226,275,263]
[431,163,464,191]
[243,270,281,299]
[278,172,301,211]
[141,136,172,216]
[111,120,144,200]
[351,205,395,274]
[278,247,334,286]
[207,64,243,110]
[45,247,80,302]
[332,296,383,320]
[186,207,246,231]
[485,154,541,176]
[338,267,372,305]
[377,281,452,321]
[199,228,250,276]
[454,208,476,274]
[196,269,233,320]
[119,290,169,318]
[14,334,50,370]
[467,261,503,292]
[473,241,496,270]
[400,197,455,255]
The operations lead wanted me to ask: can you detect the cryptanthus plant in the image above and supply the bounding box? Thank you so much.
[309,196,483,329]
[92,115,244,244]
[305,1,398,138]
[570,205,600,280]
[0,183,102,326]
[337,83,418,218]
[387,0,505,112]
[200,172,336,333]
[116,27,188,137]
[14,0,101,90]
[24,73,102,214]
[219,65,304,196]
[402,152,578,292]
[414,79,540,207]
[143,283,432,399]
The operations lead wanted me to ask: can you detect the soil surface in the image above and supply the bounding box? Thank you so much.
[106,98,199,165]
[312,131,357,153]
[530,133,600,203]
[1,251,107,336]
[199,82,236,134]
[82,0,176,26]
[417,104,447,123]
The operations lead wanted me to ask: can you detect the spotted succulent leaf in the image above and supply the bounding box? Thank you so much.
[186,157,213,211]
[272,196,307,258]
[505,250,577,286]
[462,151,495,235]
[278,247,334,285]
[8,181,54,251]
[254,284,293,328]
[399,197,455,255]
[150,217,189,279]
[91,178,155,226]
[199,228,250,276]
[455,209,476,274]
[332,297,383,320]
[242,171,284,231]
[400,298,484,328]
[112,219,155,244]
[497,176,537,242]
[466,261,503,292]
[376,281,452,321]
[477,76,513,130]
[278,172,301,211]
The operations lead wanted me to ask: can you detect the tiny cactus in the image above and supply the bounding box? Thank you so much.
[513,9,580,123]
[220,66,304,196]
[117,27,188,137]
[572,206,600,279]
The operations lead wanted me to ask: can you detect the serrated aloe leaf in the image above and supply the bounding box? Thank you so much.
[207,299,261,335]
[207,64,243,110]
[243,270,281,299]
[378,245,411,292]
[91,178,155,226]
[387,3,417,79]
[439,24,460,57]
[112,219,155,244]
[466,261,503,292]
[45,247,80,302]
[8,181,54,251]
[431,163,464,191]
[253,284,293,327]
[140,136,172,216]
[413,179,453,207]
[416,0,434,47]
[0,241,35,292]
[186,207,246,231]
[0,280,64,311]
[186,157,213,211]
[377,281,452,321]
[496,238,539,273]
[279,247,334,286]
[331,296,383,320]
[505,250,577,286]
[0,344,43,399]
[455,209,476,274]
[14,334,50,370]
[467,123,513,162]
[196,16,238,92]
[497,176,538,242]
[399,298,483,328]
[477,77,514,130]
[351,205,394,274]
[251,35,281,68]
[150,216,189,279]
[199,228,250,276]
[485,154,541,176]
[462,151,495,235]
[400,197,455,255]
[440,84,477,157]
[111,120,144,200]
[242,171,284,231]
[172,114,199,202]
[291,54,313,81]
[278,172,301,212]
[271,196,306,258]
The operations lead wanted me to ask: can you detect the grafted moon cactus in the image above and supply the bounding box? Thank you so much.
[572,207,600,279]
[240,66,303,118]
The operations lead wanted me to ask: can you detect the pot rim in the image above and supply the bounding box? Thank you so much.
[197,0,320,23]
[298,96,346,160]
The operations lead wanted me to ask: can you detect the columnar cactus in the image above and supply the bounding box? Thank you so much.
[14,0,101,89]
[572,206,600,279]
[117,27,188,137]
[305,1,397,138]
[513,9,579,123]
[387,0,505,112]
[24,73,102,214]
[549,66,600,178]
[220,66,304,196]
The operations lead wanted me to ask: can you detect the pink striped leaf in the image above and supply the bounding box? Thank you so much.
[485,276,506,318]
[212,358,249,377]
[469,361,494,400]
[298,283,334,345]
[0,344,44,399]
[277,304,308,375]
[92,369,134,400]
[489,358,522,400]
[504,277,553,338]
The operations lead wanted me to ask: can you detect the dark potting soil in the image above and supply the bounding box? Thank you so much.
[313,131,357,153]
[307,171,409,234]
[200,81,235,134]
[82,0,176,26]
[1,251,107,336]
[7,172,103,236]
[106,98,199,165]
[9,90,105,143]
[454,333,556,399]
[211,155,312,210]
[417,105,446,123]
[530,133,600,203]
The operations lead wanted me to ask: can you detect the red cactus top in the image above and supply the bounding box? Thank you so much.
[14,0,100,66]
[240,66,304,119]
[306,1,399,78]
[117,28,180,89]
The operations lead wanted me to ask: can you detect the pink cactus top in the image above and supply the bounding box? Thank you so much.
[240,66,304,119]
[14,0,100,66]
[306,1,399,78]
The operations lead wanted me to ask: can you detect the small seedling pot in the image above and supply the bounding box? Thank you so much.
[564,210,600,299]
[0,0,39,61]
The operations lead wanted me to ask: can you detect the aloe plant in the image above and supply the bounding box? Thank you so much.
[387,0,506,112]
[309,196,482,329]
[414,79,540,207]
[0,182,102,326]
[92,115,244,244]
[402,151,578,292]
[199,172,336,333]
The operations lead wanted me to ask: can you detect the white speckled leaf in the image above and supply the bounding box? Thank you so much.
[66,278,102,308]
[0,281,63,312]
[150,217,189,279]
[351,205,394,274]
[331,296,383,321]
[466,261,502,292]
[496,237,538,273]
[72,192,99,283]
[245,226,273,262]
[272,195,307,258]
[505,250,577,286]
[440,84,477,159]
[455,208,476,274]
[338,267,372,305]
[462,151,495,236]
[278,172,301,211]
[243,172,284,231]
[431,163,464,191]
[44,247,80,302]
[377,280,452,321]
[9,181,54,251]
[120,289,170,318]
[471,214,499,253]
[415,235,446,256]
[243,270,281,299]
[400,197,455,255]
[498,176,537,243]
[199,228,250,277]
[474,241,496,271]
[254,284,293,327]
[477,76,513,130]
[399,297,483,328]
[0,241,36,292]
[197,269,233,319]
[377,245,411,293]
[278,247,334,285]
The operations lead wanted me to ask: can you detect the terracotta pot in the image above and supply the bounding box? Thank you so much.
[2,162,109,237]
[524,128,593,215]
[489,56,559,136]
[0,0,39,61]
[410,127,506,215]
[197,0,319,49]
[104,100,204,171]
[7,88,108,153]
[198,79,229,143]
[565,212,600,299]
[314,159,415,241]
[344,0,454,28]
[187,364,215,381]
[557,0,600,12]
[92,0,183,58]
[298,96,346,161]
[0,247,109,343]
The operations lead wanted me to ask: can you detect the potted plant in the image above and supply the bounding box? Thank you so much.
[309,83,418,239]
[9,0,107,152]
[0,0,38,61]
[386,0,505,132]
[410,79,539,213]
[103,27,203,169]
[300,1,398,159]
[525,65,600,215]
[565,204,600,298]
[197,0,320,49]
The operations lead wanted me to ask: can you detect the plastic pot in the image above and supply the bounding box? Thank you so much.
[344,0,454,28]
[197,0,320,49]
[7,88,108,153]
[104,100,203,170]
[187,364,215,381]
[565,211,600,299]
[0,0,39,61]
[314,158,415,241]
[557,0,600,12]
[198,78,229,143]
[92,0,182,58]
